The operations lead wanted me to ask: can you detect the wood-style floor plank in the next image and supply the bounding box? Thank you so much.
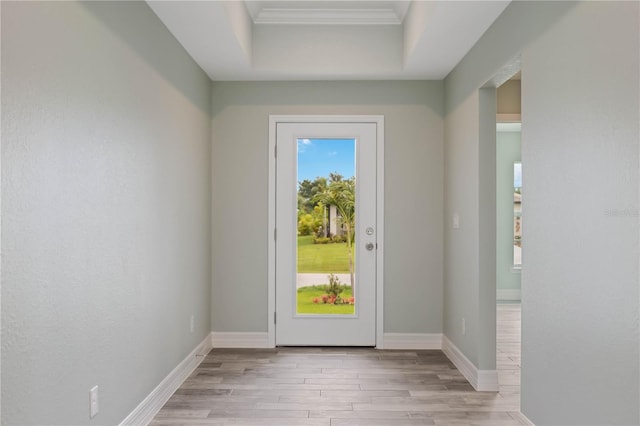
[151,304,523,426]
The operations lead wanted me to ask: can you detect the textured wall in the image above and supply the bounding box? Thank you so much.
[520,3,639,424]
[443,91,481,364]
[211,81,444,335]
[1,2,212,424]
[442,87,496,371]
[445,1,639,424]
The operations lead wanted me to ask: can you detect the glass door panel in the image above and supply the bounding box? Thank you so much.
[296,138,356,316]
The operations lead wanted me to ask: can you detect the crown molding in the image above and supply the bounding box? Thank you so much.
[253,8,403,25]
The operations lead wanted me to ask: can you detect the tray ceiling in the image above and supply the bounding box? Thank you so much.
[147,1,510,81]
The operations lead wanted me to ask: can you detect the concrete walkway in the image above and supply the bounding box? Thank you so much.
[296,273,351,288]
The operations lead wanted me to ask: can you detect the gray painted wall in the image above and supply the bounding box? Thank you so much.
[496,131,521,296]
[444,90,482,364]
[445,1,639,424]
[442,87,497,370]
[1,2,212,425]
[211,81,444,335]
[520,3,639,424]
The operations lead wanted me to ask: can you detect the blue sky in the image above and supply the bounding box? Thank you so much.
[297,138,355,183]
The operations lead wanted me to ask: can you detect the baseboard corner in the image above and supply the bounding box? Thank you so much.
[441,335,498,392]
[119,334,212,426]
[512,411,536,426]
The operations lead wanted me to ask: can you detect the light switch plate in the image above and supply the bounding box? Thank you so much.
[90,386,99,418]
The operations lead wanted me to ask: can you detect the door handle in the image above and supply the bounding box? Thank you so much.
[365,242,375,251]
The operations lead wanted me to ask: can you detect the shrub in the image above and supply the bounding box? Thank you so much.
[298,214,316,236]
[331,234,347,243]
[323,274,344,304]
[312,234,347,244]
[313,236,331,244]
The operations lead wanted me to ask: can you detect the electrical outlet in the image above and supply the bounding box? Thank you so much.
[190,315,195,333]
[462,318,466,335]
[89,386,99,418]
[453,213,460,229]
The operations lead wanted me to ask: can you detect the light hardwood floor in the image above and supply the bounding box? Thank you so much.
[151,304,522,426]
[496,303,522,400]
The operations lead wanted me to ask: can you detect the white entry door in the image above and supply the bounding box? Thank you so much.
[274,118,381,346]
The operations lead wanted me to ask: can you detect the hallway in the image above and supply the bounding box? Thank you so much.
[150,305,523,425]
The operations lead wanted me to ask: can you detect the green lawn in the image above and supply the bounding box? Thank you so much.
[297,285,354,314]
[297,235,350,273]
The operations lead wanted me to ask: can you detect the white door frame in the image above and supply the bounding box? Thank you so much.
[267,115,385,348]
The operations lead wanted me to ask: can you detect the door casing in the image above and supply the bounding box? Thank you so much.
[267,115,385,348]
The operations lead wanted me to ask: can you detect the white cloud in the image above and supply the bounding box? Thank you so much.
[298,138,312,153]
[328,151,337,156]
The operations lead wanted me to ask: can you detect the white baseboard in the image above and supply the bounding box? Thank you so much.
[120,334,212,426]
[441,335,499,391]
[211,332,270,348]
[512,411,535,426]
[382,333,442,350]
[497,289,521,301]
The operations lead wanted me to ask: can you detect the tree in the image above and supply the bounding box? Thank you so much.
[313,178,356,290]
[298,177,327,213]
[328,172,344,183]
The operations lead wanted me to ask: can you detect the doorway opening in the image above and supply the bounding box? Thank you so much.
[267,116,385,348]
[496,71,522,405]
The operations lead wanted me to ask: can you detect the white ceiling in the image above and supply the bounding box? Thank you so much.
[146,1,510,81]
